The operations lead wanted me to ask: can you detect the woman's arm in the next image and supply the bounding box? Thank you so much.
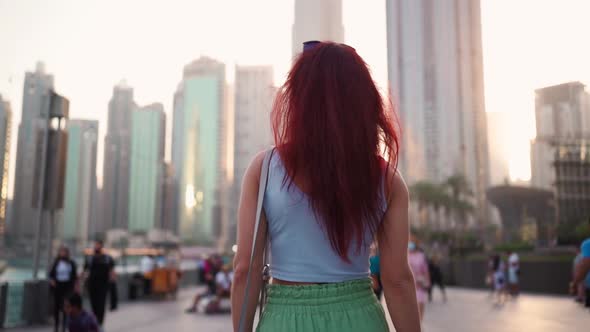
[377,170,421,332]
[231,152,268,332]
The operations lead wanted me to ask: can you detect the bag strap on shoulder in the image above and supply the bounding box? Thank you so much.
[237,148,274,332]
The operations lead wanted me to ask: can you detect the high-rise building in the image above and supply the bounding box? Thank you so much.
[61,120,98,249]
[229,66,275,246]
[102,81,135,232]
[10,62,54,246]
[160,162,178,233]
[386,0,490,224]
[553,139,590,226]
[172,57,228,244]
[486,112,511,185]
[128,103,165,233]
[0,95,12,242]
[531,82,590,189]
[292,0,344,58]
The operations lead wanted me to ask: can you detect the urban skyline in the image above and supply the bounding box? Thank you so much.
[3,1,590,194]
[1,0,590,247]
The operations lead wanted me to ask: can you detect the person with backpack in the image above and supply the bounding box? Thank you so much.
[231,41,420,332]
[83,240,115,327]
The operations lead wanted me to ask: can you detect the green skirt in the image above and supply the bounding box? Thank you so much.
[256,279,389,332]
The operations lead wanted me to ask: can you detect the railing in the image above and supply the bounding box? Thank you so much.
[0,267,200,329]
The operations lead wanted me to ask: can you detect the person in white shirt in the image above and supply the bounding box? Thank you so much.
[140,255,155,295]
[49,245,78,332]
[507,251,520,296]
[206,265,233,313]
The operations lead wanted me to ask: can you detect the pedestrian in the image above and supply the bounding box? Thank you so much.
[492,254,507,303]
[427,255,447,302]
[205,264,233,313]
[572,246,585,303]
[369,244,382,300]
[507,250,520,296]
[408,242,430,320]
[571,220,590,308]
[64,293,100,332]
[486,254,495,295]
[231,41,420,331]
[49,245,78,332]
[186,257,222,313]
[83,240,115,327]
[140,254,155,295]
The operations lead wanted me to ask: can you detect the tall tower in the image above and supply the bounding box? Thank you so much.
[172,57,228,244]
[0,95,12,242]
[102,81,135,232]
[531,82,590,189]
[229,65,275,247]
[386,0,490,225]
[61,120,98,249]
[128,103,165,233]
[292,0,344,58]
[10,62,54,246]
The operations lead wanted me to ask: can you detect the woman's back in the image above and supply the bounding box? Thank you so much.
[264,153,387,283]
[231,41,421,332]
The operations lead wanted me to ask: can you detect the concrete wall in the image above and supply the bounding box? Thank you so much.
[443,259,572,295]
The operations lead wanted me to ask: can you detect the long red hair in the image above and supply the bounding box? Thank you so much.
[272,42,400,261]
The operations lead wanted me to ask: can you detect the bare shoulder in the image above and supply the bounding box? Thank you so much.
[242,150,269,187]
[385,165,409,204]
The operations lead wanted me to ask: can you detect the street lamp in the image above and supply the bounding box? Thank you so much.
[31,90,69,280]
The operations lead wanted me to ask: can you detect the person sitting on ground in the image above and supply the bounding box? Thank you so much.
[186,257,222,313]
[205,264,233,313]
[64,293,100,332]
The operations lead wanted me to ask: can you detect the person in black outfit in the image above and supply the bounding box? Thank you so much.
[49,245,78,332]
[83,240,115,326]
[427,256,447,302]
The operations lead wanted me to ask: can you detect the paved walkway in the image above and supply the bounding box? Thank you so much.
[9,287,590,331]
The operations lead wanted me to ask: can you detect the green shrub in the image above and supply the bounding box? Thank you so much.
[493,242,534,252]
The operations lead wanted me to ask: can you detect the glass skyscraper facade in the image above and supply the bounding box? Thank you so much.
[173,57,227,244]
[61,120,98,248]
[128,103,165,233]
[10,62,54,246]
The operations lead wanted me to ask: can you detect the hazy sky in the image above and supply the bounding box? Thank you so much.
[1,0,590,197]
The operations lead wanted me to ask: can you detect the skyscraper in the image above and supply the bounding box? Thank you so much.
[128,103,165,233]
[486,112,511,185]
[172,57,228,244]
[292,0,344,58]
[160,162,178,233]
[230,65,275,246]
[10,62,54,246]
[0,95,12,242]
[386,0,490,224]
[102,81,135,232]
[531,82,590,189]
[61,120,98,249]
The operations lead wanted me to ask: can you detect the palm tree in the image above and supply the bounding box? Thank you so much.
[409,181,451,228]
[443,174,474,228]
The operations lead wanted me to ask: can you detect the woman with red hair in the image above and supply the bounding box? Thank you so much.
[231,41,421,332]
